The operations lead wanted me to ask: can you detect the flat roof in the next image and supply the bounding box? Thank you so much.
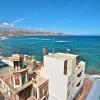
[33,75,48,87]
[0,68,28,79]
[27,96,36,100]
[12,68,28,73]
[45,52,79,60]
[17,81,33,92]
[0,71,48,93]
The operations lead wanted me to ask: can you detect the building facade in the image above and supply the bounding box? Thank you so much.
[43,52,85,100]
[0,53,49,100]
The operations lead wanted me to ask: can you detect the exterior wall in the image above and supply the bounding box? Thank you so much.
[13,73,22,88]
[43,56,68,100]
[10,91,18,100]
[67,59,76,76]
[32,86,37,99]
[19,85,32,100]
[0,79,10,94]
[43,54,85,100]
[12,70,28,88]
[0,54,49,100]
[67,61,85,100]
[38,81,49,100]
[0,79,20,100]
[32,80,49,100]
[0,79,13,100]
[21,71,28,85]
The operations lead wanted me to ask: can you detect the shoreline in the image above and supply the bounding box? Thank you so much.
[0,35,100,75]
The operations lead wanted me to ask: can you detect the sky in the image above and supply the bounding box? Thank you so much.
[0,0,100,35]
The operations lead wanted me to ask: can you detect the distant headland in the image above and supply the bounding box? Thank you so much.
[0,26,67,37]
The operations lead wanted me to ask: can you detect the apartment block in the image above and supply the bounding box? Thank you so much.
[43,52,85,100]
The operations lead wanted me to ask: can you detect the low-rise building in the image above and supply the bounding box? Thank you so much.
[0,53,49,100]
[43,52,85,100]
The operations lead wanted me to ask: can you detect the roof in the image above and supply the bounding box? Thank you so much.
[12,68,28,73]
[45,52,79,60]
[33,76,48,87]
[86,79,100,100]
[12,54,23,61]
[12,54,20,58]
[0,68,28,78]
[0,70,48,93]
[27,96,36,100]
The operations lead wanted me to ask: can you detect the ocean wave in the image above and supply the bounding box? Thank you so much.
[28,42,35,44]
[29,37,51,41]
[55,40,72,43]
[0,37,8,40]
[39,38,51,41]
[29,37,38,40]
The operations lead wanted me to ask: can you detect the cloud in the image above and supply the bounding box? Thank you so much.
[0,11,40,28]
[0,22,14,27]
[12,11,40,24]
[2,22,9,26]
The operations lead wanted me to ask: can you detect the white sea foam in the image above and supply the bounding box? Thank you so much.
[28,42,34,44]
[29,38,51,41]
[0,36,8,40]
[29,37,38,40]
[38,38,51,41]
[55,40,72,43]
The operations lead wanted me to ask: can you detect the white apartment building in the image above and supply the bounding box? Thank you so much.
[42,52,85,100]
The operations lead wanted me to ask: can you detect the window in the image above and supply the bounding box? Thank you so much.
[21,74,26,85]
[15,74,20,85]
[20,59,23,69]
[67,92,70,97]
[33,72,37,79]
[0,81,2,85]
[76,81,81,87]
[64,60,67,75]
[33,89,37,98]
[77,71,83,77]
[39,84,48,99]
[68,82,71,86]
[13,61,18,68]
[43,86,48,96]
[76,56,80,65]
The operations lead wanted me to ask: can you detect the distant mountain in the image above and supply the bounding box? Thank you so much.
[0,26,64,36]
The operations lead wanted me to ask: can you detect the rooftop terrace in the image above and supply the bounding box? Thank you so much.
[45,52,79,60]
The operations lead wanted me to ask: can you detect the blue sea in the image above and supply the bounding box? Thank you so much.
[0,35,100,74]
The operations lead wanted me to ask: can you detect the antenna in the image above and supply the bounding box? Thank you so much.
[52,37,55,54]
